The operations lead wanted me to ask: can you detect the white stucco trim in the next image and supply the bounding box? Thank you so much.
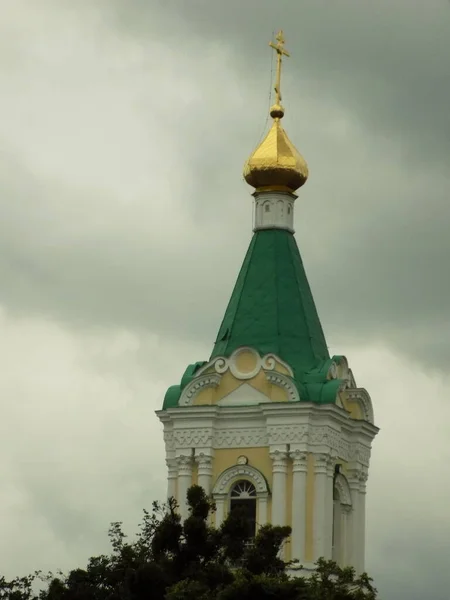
[265,371,300,401]
[253,190,297,232]
[178,373,221,406]
[334,472,352,507]
[196,347,294,380]
[212,464,270,496]
[345,389,375,424]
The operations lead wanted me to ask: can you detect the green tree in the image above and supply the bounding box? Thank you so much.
[0,486,377,600]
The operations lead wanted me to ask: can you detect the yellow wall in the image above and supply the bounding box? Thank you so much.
[193,366,289,405]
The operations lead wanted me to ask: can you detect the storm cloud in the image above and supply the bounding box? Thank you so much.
[1,2,450,599]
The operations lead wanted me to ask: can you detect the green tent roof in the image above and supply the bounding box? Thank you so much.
[211,229,329,375]
[162,229,345,409]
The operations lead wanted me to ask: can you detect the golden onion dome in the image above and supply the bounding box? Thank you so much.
[244,31,309,194]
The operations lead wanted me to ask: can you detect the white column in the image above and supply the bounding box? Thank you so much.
[270,449,288,559]
[258,493,268,527]
[196,453,213,494]
[324,460,335,560]
[348,472,361,572]
[176,454,193,521]
[290,450,308,564]
[270,450,288,526]
[166,458,177,500]
[358,471,368,572]
[312,453,330,561]
[341,504,352,566]
[332,496,341,562]
[214,494,226,527]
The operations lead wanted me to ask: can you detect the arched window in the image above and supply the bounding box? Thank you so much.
[212,464,269,531]
[229,480,257,537]
[332,473,352,566]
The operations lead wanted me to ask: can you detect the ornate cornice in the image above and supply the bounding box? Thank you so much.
[268,424,308,445]
[166,423,371,470]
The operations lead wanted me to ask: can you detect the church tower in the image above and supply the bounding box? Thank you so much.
[156,31,378,574]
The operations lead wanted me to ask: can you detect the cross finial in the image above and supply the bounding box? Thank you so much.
[269,30,290,109]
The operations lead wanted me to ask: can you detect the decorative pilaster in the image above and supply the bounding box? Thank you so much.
[358,471,368,572]
[176,454,193,521]
[348,470,362,572]
[270,449,289,559]
[270,450,289,526]
[290,450,308,564]
[341,504,352,566]
[324,458,336,560]
[166,458,177,500]
[312,453,332,560]
[195,453,213,494]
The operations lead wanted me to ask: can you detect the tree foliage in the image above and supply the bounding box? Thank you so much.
[1,486,377,600]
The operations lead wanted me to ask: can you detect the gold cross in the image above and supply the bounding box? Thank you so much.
[269,30,290,106]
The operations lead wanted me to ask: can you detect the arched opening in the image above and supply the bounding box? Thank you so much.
[332,472,352,566]
[229,480,257,537]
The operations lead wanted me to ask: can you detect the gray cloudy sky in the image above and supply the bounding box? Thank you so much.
[1,1,450,598]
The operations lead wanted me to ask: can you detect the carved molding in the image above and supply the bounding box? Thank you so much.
[268,425,308,445]
[170,424,370,466]
[309,426,350,461]
[166,458,178,476]
[345,389,374,424]
[265,371,299,401]
[164,431,175,451]
[314,452,333,474]
[215,428,269,448]
[174,428,212,448]
[348,444,371,467]
[196,347,294,381]
[179,374,221,406]
[334,473,352,506]
[195,452,213,475]
[270,449,289,472]
[176,454,193,476]
[290,450,308,472]
[212,464,269,496]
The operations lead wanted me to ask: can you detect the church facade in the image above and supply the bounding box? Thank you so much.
[156,31,378,574]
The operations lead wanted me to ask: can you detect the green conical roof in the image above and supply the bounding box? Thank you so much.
[211,229,329,374]
[162,229,346,409]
